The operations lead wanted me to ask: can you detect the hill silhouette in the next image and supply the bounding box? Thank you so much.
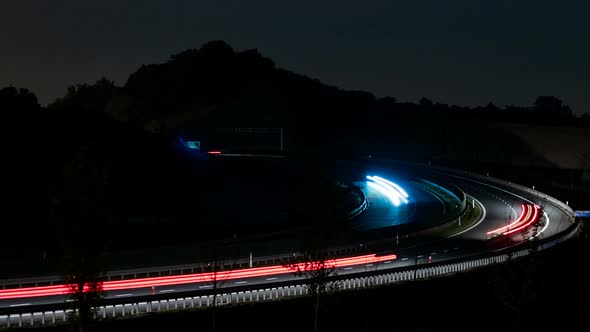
[39,40,588,162]
[99,40,377,134]
[2,40,590,274]
[2,40,589,166]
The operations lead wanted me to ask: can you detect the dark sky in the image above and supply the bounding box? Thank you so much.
[1,0,588,113]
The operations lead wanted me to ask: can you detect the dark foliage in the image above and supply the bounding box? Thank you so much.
[0,39,588,276]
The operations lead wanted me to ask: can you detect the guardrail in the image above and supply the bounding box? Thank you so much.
[0,178,370,291]
[0,162,470,291]
[371,158,576,222]
[345,187,368,220]
[1,218,579,329]
[420,163,576,221]
[417,178,467,223]
[0,163,580,328]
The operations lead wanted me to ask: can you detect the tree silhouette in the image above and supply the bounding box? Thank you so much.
[285,246,339,332]
[533,96,573,120]
[419,97,433,107]
[49,78,117,115]
[51,142,114,331]
[206,252,231,332]
[0,86,39,111]
[285,168,344,332]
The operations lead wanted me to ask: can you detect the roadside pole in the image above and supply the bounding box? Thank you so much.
[413,250,418,280]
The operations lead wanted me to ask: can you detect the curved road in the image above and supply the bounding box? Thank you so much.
[0,167,575,316]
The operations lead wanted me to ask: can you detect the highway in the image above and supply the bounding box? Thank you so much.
[0,165,576,318]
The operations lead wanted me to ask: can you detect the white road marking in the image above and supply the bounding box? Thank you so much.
[265,277,278,281]
[447,174,549,234]
[115,294,133,297]
[417,255,423,258]
[9,303,31,307]
[449,195,487,237]
[343,267,353,270]
[235,281,248,285]
[365,264,373,267]
[384,261,392,264]
[401,258,408,261]
[199,285,213,289]
[533,210,551,239]
[160,289,175,293]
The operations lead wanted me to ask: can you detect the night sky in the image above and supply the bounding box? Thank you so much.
[1,0,588,113]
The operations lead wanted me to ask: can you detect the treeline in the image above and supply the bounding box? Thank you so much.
[0,84,185,256]
[7,40,586,135]
[1,40,586,234]
[1,40,587,186]
[3,40,588,153]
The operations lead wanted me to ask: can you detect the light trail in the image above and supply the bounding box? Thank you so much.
[366,175,411,206]
[0,253,396,300]
[487,204,527,235]
[443,174,551,239]
[367,181,401,206]
[486,204,540,237]
[368,177,408,204]
[370,176,409,198]
[504,205,539,235]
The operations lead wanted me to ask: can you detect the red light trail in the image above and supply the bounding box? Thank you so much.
[0,253,396,300]
[487,204,527,235]
[486,204,540,237]
[503,205,539,235]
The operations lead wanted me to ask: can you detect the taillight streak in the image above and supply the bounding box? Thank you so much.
[503,205,539,235]
[487,204,527,235]
[0,253,396,300]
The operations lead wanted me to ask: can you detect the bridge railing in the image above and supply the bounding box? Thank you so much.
[422,163,576,222]
[1,163,580,328]
[1,217,579,329]
[370,158,575,223]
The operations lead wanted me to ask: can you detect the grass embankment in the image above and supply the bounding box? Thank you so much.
[438,195,484,238]
[407,178,483,241]
[415,180,463,217]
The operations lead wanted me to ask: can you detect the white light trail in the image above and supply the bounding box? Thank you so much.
[366,175,410,206]
[371,176,409,198]
[367,181,401,206]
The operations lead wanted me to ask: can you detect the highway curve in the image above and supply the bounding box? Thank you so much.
[0,163,576,322]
